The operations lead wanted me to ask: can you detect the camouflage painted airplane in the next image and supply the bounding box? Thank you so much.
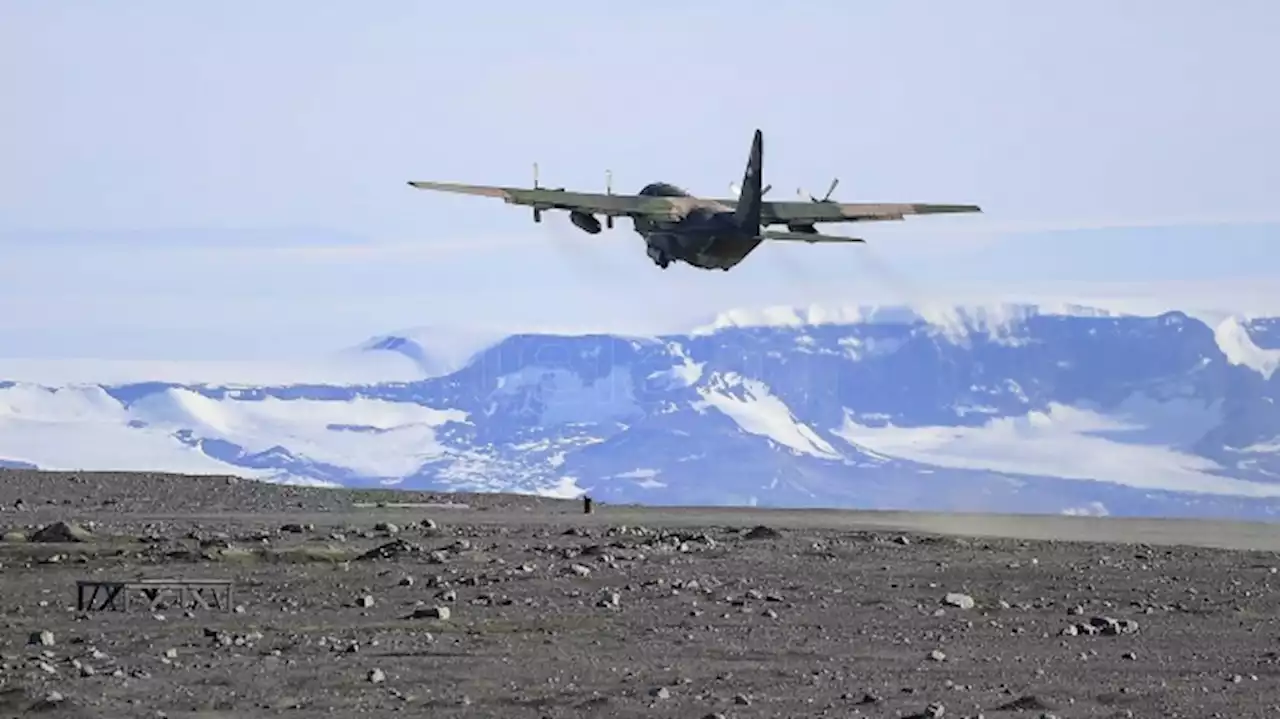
[408,129,981,271]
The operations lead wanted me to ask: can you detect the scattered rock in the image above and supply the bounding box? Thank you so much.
[357,539,422,561]
[743,525,780,540]
[409,606,451,620]
[910,701,944,718]
[997,695,1053,711]
[30,521,92,543]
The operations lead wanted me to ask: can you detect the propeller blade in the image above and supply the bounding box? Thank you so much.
[606,169,614,228]
[732,182,769,197]
[822,177,839,201]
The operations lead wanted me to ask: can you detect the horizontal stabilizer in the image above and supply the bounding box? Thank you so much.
[760,230,865,244]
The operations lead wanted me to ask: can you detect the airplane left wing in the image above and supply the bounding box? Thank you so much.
[407,182,687,220]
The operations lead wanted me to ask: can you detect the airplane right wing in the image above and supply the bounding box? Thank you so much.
[760,230,865,243]
[710,199,982,224]
[407,181,690,220]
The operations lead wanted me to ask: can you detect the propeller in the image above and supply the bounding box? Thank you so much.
[532,162,542,222]
[797,177,839,203]
[530,162,572,224]
[728,182,772,197]
[604,169,613,228]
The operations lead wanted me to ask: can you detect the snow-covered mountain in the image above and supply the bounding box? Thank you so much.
[4,302,1280,520]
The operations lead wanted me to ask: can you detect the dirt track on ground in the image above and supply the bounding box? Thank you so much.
[2,469,1279,718]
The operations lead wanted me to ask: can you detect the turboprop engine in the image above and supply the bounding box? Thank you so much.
[569,210,602,235]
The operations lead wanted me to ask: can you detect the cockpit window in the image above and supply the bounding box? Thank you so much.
[638,182,691,197]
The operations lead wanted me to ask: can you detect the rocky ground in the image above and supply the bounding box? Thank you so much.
[2,470,1280,718]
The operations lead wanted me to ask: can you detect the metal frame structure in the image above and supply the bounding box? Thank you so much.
[76,578,234,612]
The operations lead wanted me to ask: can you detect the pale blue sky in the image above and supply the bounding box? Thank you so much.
[2,1,1278,360]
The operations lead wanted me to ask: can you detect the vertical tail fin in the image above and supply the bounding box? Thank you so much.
[733,129,764,233]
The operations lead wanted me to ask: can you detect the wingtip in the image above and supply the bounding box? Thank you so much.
[915,203,985,215]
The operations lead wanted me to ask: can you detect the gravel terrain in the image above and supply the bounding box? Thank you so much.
[2,469,1280,718]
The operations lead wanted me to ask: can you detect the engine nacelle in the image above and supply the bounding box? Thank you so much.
[787,222,818,233]
[569,210,602,235]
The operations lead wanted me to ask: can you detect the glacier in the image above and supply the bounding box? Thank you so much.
[3,301,1280,520]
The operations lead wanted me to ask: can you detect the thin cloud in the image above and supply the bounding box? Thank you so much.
[881,213,1280,238]
[206,213,1280,264]
[246,236,533,261]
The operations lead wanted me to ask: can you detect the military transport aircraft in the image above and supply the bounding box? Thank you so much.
[408,129,981,271]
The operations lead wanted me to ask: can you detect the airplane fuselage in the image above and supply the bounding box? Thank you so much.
[631,182,763,271]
